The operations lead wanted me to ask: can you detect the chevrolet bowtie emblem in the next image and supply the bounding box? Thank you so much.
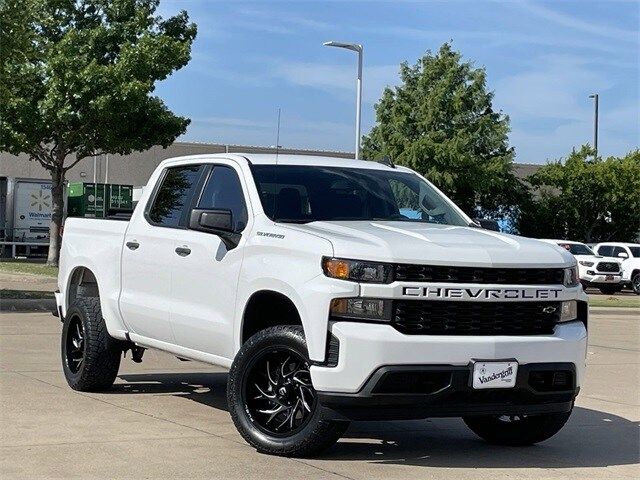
[542,306,557,314]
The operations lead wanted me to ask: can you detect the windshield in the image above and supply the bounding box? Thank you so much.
[558,243,594,255]
[250,165,469,226]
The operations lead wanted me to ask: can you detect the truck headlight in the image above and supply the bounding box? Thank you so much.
[322,257,393,283]
[563,266,579,287]
[558,300,578,322]
[579,260,594,267]
[330,298,392,321]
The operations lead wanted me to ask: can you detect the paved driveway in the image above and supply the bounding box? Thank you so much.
[1,310,638,479]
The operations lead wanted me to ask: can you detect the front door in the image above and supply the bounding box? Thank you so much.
[170,164,249,359]
[120,164,205,343]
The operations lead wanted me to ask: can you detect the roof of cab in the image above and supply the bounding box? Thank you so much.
[159,153,403,171]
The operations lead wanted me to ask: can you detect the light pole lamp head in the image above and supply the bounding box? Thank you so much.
[589,94,598,99]
[323,41,362,53]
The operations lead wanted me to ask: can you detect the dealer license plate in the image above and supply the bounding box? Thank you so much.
[606,275,614,281]
[472,361,518,389]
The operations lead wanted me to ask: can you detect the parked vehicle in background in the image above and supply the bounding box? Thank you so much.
[594,243,640,294]
[541,240,623,295]
[0,178,51,258]
[55,154,588,457]
[66,182,133,218]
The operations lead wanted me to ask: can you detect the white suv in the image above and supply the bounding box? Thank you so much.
[594,243,640,294]
[541,240,623,294]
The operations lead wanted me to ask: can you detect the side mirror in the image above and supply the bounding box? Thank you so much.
[617,252,629,259]
[189,208,240,250]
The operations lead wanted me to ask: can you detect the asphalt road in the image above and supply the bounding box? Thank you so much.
[1,310,638,479]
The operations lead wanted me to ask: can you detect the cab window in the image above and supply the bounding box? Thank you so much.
[197,165,248,232]
[148,165,203,227]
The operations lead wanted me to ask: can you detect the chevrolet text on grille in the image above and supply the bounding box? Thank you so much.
[402,286,563,300]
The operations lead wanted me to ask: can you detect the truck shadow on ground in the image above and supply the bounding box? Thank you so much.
[115,372,639,469]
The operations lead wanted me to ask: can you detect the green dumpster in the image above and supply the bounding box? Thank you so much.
[67,182,133,218]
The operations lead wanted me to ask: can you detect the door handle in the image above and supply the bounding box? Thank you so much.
[175,246,191,257]
[126,241,140,250]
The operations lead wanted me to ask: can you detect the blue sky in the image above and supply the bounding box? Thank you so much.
[156,0,639,163]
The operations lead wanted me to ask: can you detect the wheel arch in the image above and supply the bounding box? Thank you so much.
[66,266,100,309]
[62,264,128,340]
[240,290,304,346]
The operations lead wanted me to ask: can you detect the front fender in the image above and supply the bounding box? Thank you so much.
[234,276,358,362]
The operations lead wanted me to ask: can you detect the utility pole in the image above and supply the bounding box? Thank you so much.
[589,94,599,159]
[323,41,363,159]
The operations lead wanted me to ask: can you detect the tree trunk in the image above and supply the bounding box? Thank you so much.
[46,166,65,266]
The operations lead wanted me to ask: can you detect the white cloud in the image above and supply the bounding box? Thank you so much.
[374,26,631,57]
[183,115,355,152]
[494,54,614,121]
[516,0,638,43]
[271,61,399,104]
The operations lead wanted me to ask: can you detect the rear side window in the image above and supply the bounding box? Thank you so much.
[148,165,203,227]
[597,245,613,256]
[612,246,627,257]
[197,165,248,231]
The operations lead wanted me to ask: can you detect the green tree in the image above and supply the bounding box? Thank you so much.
[518,146,640,243]
[0,0,196,265]
[362,43,522,218]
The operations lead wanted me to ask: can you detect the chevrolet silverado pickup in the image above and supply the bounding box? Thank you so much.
[56,154,588,457]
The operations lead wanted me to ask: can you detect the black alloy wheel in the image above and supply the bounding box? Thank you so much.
[64,314,86,374]
[227,325,349,457]
[61,297,121,392]
[243,348,316,436]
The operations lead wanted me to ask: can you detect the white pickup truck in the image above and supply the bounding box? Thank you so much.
[56,154,588,457]
[540,240,623,294]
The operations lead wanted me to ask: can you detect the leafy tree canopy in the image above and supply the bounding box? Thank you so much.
[0,0,197,264]
[362,43,522,216]
[1,0,197,167]
[518,146,640,243]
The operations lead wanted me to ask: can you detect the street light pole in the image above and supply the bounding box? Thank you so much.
[323,41,363,159]
[589,94,599,159]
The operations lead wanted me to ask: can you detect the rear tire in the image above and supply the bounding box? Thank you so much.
[61,297,121,392]
[463,410,572,446]
[227,325,348,457]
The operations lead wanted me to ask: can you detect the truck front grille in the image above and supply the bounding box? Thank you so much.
[596,262,620,273]
[393,300,560,335]
[394,264,564,285]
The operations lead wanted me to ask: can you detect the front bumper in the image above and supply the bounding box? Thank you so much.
[318,363,578,420]
[310,320,587,418]
[581,273,623,285]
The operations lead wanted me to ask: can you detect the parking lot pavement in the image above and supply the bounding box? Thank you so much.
[1,311,638,480]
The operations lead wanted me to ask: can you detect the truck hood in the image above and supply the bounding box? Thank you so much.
[574,254,620,263]
[287,221,575,268]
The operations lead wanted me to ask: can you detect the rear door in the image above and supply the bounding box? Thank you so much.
[120,164,205,343]
[170,163,249,359]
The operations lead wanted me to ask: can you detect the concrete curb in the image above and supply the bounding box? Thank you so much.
[0,298,56,313]
[590,307,638,315]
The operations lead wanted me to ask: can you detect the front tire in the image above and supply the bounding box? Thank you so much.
[61,297,121,392]
[227,325,348,457]
[632,273,640,295]
[463,410,572,446]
